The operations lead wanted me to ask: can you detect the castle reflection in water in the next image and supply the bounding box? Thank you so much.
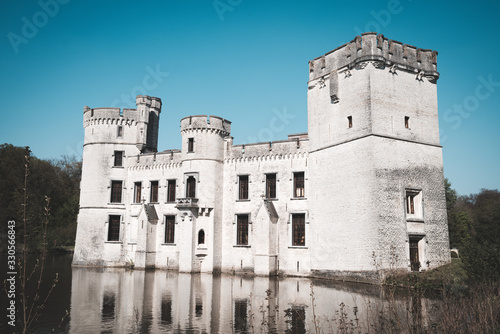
[69,268,437,333]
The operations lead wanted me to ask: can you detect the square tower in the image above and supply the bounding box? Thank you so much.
[307,33,449,278]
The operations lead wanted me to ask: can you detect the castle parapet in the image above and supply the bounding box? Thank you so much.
[180,115,231,136]
[136,95,162,112]
[309,32,439,82]
[83,107,139,127]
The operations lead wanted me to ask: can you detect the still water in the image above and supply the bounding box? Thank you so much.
[1,254,440,333]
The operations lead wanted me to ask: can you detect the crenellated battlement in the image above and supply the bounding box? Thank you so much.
[309,32,439,82]
[83,107,139,128]
[136,95,162,112]
[180,115,231,136]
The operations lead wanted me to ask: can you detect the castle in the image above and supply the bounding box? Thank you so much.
[73,33,450,282]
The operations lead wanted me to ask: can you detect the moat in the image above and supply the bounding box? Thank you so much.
[1,254,444,333]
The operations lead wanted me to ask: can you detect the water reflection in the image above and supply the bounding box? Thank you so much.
[68,267,439,334]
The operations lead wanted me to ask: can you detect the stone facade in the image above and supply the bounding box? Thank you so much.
[73,33,450,281]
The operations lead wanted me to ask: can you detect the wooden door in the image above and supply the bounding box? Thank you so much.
[410,238,420,271]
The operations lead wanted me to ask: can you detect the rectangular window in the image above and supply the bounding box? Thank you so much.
[150,181,159,203]
[293,172,305,198]
[292,213,305,246]
[405,116,410,129]
[117,126,123,138]
[348,116,353,128]
[113,151,123,167]
[239,175,249,200]
[108,215,121,241]
[266,174,277,199]
[134,182,142,203]
[188,138,194,152]
[165,215,175,244]
[110,181,122,203]
[236,214,249,245]
[407,193,415,214]
[405,189,423,218]
[167,180,176,202]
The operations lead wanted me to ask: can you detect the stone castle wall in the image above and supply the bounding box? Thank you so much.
[73,33,450,281]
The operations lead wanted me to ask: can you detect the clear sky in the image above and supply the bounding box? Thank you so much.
[1,0,499,196]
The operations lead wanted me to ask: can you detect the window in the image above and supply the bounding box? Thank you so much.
[348,116,353,128]
[114,151,123,167]
[198,229,205,245]
[133,182,142,203]
[292,213,305,246]
[110,181,122,203]
[188,138,194,152]
[239,175,249,200]
[165,215,175,244]
[167,180,176,202]
[293,172,305,198]
[266,174,277,199]
[107,215,120,241]
[186,176,196,198]
[117,126,123,138]
[405,116,410,129]
[150,181,159,203]
[405,189,423,219]
[236,214,249,245]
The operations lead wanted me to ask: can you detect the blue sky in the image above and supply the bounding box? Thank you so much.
[1,0,499,196]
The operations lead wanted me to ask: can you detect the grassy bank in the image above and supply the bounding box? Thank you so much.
[385,258,468,292]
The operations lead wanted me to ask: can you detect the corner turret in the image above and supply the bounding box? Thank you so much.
[180,115,231,161]
[135,95,162,152]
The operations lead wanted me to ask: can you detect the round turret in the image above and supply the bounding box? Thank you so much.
[180,115,231,161]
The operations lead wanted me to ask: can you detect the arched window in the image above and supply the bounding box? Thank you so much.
[198,229,205,245]
[186,176,196,198]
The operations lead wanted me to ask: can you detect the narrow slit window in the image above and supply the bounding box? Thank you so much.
[198,229,205,245]
[188,138,194,153]
[134,182,142,203]
[239,175,249,200]
[150,181,159,203]
[167,180,176,202]
[405,116,410,129]
[348,116,353,128]
[117,126,123,138]
[293,172,305,198]
[114,151,123,167]
[165,215,175,244]
[110,181,122,203]
[266,174,277,199]
[237,214,249,245]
